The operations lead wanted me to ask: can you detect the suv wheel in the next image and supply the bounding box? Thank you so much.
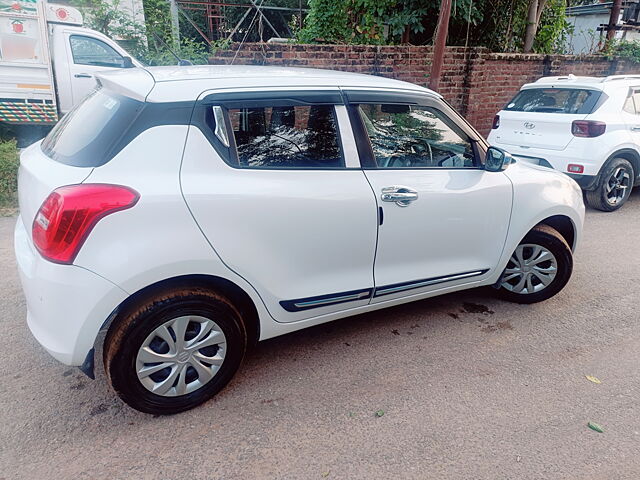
[104,288,246,415]
[586,158,634,212]
[497,225,573,304]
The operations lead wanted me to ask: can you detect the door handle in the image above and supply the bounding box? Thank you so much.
[632,126,640,132]
[381,186,418,207]
[74,73,92,78]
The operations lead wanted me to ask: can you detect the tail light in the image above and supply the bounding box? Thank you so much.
[567,164,584,174]
[571,120,606,137]
[32,184,139,264]
[492,114,500,129]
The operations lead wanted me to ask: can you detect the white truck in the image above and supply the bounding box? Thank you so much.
[0,0,140,145]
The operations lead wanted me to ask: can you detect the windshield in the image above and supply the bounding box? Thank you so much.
[41,88,143,167]
[504,88,602,114]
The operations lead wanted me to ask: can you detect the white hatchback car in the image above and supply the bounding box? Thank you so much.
[489,74,640,211]
[15,66,584,414]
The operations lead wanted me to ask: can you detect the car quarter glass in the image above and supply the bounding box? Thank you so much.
[623,88,640,114]
[358,104,476,168]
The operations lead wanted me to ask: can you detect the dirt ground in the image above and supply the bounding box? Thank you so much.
[1,193,640,479]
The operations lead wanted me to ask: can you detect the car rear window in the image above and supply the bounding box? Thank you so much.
[41,88,142,167]
[504,88,602,114]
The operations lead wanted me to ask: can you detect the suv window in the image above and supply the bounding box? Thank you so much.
[623,88,640,114]
[41,88,142,166]
[505,88,602,114]
[358,104,475,168]
[70,35,125,68]
[224,105,343,168]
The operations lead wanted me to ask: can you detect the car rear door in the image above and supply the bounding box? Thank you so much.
[180,89,378,323]
[345,90,513,303]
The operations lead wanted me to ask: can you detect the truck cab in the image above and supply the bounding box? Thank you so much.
[0,0,139,145]
[49,22,140,113]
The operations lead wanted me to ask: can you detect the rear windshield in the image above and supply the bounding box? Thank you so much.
[41,88,142,167]
[504,88,602,114]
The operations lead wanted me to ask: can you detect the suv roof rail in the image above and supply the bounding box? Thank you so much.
[533,74,603,83]
[603,74,640,82]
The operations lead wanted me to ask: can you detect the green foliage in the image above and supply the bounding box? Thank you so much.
[0,140,19,208]
[142,0,172,46]
[141,37,213,66]
[298,0,570,52]
[297,0,349,43]
[72,0,144,44]
[299,0,482,45]
[72,0,213,65]
[604,39,640,63]
[534,0,573,54]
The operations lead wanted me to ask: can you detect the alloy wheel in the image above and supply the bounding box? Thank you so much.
[501,244,558,295]
[136,315,227,397]
[605,166,631,206]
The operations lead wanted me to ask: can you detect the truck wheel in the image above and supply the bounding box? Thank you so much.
[497,225,573,304]
[104,287,247,415]
[585,158,634,212]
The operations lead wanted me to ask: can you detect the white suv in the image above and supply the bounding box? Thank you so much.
[15,66,584,414]
[489,74,640,211]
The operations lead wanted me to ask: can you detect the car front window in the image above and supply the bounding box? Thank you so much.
[358,104,475,169]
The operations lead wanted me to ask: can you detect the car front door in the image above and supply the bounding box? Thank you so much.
[345,91,513,303]
[181,90,379,323]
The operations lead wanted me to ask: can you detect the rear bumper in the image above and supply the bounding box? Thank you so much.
[489,139,603,178]
[14,216,128,366]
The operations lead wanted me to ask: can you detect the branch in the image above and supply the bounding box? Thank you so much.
[535,0,549,26]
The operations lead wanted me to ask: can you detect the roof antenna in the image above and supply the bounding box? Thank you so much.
[151,31,193,66]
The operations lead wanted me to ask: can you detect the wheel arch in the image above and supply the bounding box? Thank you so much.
[104,274,261,349]
[604,148,640,183]
[535,214,576,251]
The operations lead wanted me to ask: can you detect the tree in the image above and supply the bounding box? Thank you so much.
[523,0,549,52]
[297,0,570,53]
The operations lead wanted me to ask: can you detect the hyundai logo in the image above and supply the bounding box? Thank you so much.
[524,122,535,129]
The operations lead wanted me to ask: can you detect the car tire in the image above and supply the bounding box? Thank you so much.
[497,224,573,304]
[104,287,247,415]
[585,158,634,212]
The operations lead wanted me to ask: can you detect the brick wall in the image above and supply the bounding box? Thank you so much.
[210,44,640,136]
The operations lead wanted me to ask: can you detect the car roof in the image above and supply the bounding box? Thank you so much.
[520,74,640,92]
[95,65,437,103]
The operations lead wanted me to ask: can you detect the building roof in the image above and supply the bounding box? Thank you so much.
[566,2,612,16]
[96,65,435,103]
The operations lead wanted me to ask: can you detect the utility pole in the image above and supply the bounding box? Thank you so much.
[168,0,180,47]
[429,0,452,92]
[606,0,623,42]
[299,0,303,30]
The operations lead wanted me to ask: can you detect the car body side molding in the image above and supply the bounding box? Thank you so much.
[279,269,489,312]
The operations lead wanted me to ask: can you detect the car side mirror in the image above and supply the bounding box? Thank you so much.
[122,56,134,68]
[485,146,514,172]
